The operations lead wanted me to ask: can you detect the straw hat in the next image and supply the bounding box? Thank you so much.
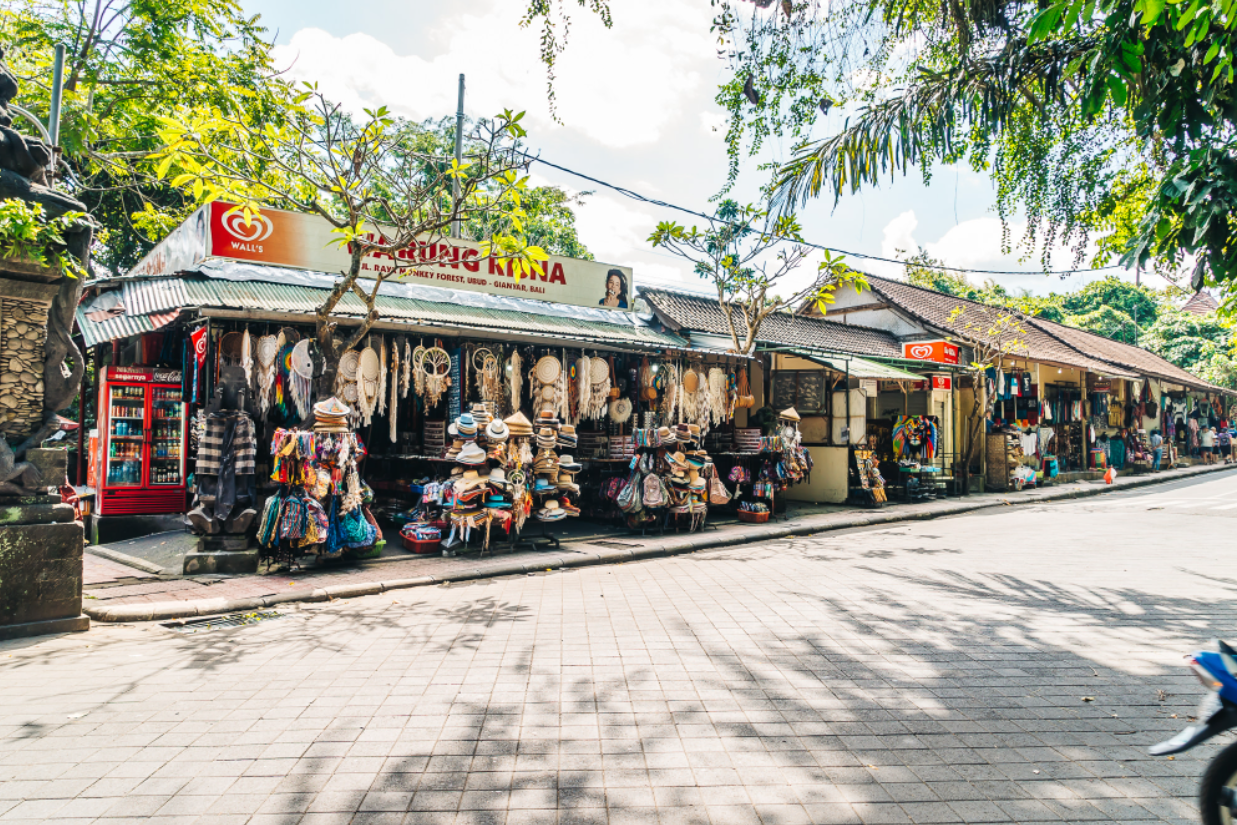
[779,407,802,422]
[557,455,582,472]
[504,410,534,437]
[456,413,478,435]
[454,469,488,491]
[485,419,509,442]
[457,442,487,465]
[312,396,351,433]
[668,451,689,470]
[488,467,510,488]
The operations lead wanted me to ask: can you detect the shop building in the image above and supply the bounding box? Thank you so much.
[822,274,1235,484]
[74,204,816,563]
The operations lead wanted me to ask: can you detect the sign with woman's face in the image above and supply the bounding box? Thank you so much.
[132,201,636,312]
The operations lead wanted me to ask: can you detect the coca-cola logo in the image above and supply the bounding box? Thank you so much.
[908,344,934,359]
[220,207,274,242]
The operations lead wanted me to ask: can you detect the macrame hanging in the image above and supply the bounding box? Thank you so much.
[241,328,253,389]
[376,335,388,418]
[708,367,727,425]
[401,338,412,398]
[577,353,592,423]
[474,347,502,404]
[412,345,426,397]
[337,349,360,406]
[389,338,400,444]
[509,349,522,410]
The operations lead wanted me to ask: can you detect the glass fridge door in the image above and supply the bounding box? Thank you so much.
[105,383,145,487]
[149,385,185,486]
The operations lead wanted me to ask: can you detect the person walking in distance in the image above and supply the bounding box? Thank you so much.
[1151,429,1163,472]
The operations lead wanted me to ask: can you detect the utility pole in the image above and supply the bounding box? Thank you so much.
[48,43,65,146]
[451,74,465,239]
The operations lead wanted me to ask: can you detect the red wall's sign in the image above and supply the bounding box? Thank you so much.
[903,340,960,365]
[931,375,952,391]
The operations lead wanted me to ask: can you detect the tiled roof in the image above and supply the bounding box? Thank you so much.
[640,287,905,359]
[1182,291,1219,315]
[862,274,1226,392]
[1026,315,1224,392]
[860,275,1131,376]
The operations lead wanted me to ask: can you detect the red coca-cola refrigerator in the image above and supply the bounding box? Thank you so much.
[97,366,188,516]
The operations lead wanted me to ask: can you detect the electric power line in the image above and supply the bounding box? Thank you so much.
[523,152,1127,280]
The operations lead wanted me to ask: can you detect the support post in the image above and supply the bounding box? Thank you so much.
[451,74,465,239]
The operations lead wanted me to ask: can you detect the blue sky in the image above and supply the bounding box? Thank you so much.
[242,0,1157,297]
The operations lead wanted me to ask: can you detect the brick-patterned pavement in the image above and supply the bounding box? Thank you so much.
[3,470,1236,823]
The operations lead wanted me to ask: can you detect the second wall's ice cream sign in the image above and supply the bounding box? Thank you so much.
[207,201,633,312]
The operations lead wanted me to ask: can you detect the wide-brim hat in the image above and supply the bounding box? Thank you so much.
[668,451,689,470]
[657,426,673,445]
[488,467,510,488]
[532,478,555,493]
[314,396,351,418]
[686,452,706,469]
[557,455,582,472]
[485,419,509,442]
[690,477,707,491]
[457,413,478,435]
[536,509,567,522]
[457,443,487,465]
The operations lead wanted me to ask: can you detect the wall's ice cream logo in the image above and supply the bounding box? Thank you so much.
[220,207,274,249]
[901,340,960,364]
[908,344,933,360]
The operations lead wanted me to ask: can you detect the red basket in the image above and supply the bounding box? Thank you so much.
[401,535,442,554]
[737,509,770,524]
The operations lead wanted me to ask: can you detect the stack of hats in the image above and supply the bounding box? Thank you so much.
[457,441,487,465]
[536,499,566,522]
[558,424,578,451]
[312,397,351,433]
[471,403,493,430]
[485,418,509,444]
[504,411,533,438]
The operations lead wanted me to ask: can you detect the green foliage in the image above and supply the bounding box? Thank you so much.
[0,199,87,278]
[0,0,293,274]
[648,199,866,353]
[1140,308,1237,388]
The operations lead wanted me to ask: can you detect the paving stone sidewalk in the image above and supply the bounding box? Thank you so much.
[83,463,1237,623]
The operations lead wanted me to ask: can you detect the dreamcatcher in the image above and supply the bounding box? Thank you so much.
[681,366,699,419]
[420,347,451,409]
[559,348,570,420]
[289,339,314,421]
[389,339,400,443]
[586,356,610,419]
[412,345,426,397]
[358,346,381,426]
[255,334,279,418]
[337,350,360,407]
[473,347,503,405]
[660,361,680,421]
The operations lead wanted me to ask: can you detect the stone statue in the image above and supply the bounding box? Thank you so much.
[0,46,97,483]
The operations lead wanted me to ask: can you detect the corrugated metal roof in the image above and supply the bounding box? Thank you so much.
[76,307,171,347]
[785,348,931,381]
[80,274,687,351]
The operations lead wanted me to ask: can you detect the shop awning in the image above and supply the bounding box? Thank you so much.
[78,266,692,353]
[781,348,934,381]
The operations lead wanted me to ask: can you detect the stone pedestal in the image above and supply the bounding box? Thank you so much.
[0,496,88,640]
[183,534,259,575]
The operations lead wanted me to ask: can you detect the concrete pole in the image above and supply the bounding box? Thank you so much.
[451,74,465,239]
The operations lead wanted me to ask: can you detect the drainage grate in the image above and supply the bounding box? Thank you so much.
[592,540,638,548]
[162,610,284,633]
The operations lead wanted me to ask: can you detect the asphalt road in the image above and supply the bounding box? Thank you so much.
[3,468,1237,825]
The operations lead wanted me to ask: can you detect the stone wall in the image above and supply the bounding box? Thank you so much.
[0,296,49,438]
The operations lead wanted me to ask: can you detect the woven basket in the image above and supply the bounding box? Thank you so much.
[737,510,769,524]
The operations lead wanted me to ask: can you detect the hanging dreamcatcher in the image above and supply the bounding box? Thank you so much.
[576,353,591,423]
[289,339,314,421]
[559,348,570,420]
[660,361,680,421]
[533,354,561,416]
[420,347,451,409]
[708,367,727,425]
[473,347,503,405]
[412,345,427,397]
[586,356,610,419]
[255,334,279,418]
[337,349,360,402]
[358,346,381,426]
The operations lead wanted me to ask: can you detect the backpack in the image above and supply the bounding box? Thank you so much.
[643,472,667,508]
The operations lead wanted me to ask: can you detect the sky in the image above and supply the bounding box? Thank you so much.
[241,0,1162,298]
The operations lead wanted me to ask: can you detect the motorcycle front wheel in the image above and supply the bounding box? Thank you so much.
[1200,740,1237,825]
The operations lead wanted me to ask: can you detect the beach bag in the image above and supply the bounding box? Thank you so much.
[617,470,641,512]
[709,475,732,505]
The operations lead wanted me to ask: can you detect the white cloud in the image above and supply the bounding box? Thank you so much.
[272,0,715,149]
[699,111,727,136]
[880,210,920,260]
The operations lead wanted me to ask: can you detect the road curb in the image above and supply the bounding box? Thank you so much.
[84,463,1236,623]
